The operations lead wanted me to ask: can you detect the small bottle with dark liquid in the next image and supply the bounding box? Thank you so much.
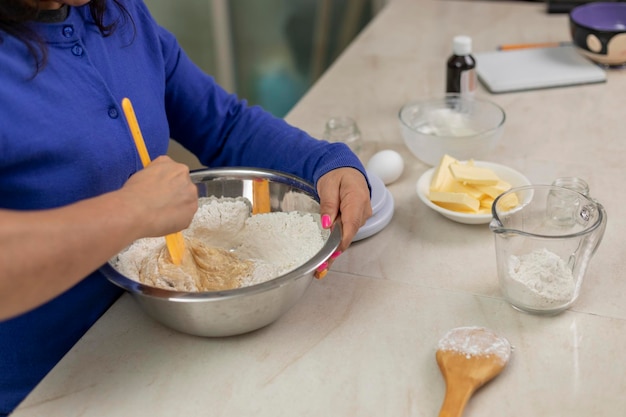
[446,35,477,96]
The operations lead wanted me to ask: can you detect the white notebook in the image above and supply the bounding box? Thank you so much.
[475,45,606,93]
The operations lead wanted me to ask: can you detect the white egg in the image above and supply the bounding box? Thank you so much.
[366,150,404,185]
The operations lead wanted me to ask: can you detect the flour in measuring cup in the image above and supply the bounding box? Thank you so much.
[505,248,575,309]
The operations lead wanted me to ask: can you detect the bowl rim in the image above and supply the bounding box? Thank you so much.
[490,184,606,239]
[398,93,506,139]
[570,2,626,33]
[415,160,531,225]
[100,167,342,301]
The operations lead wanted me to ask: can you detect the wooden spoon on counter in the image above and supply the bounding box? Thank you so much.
[121,97,186,265]
[436,326,512,417]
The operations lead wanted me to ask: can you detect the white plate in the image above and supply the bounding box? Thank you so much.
[416,161,531,225]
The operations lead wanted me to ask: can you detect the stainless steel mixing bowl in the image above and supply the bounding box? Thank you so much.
[100,167,341,337]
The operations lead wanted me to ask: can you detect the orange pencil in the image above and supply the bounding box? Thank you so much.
[497,41,571,51]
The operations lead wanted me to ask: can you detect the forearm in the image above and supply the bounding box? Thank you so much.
[0,190,144,320]
[161,41,367,186]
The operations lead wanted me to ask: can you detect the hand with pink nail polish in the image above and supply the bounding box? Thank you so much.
[316,167,372,268]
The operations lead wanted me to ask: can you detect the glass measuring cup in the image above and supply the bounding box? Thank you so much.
[490,185,607,315]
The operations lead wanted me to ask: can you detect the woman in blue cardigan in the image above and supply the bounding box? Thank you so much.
[0,0,372,414]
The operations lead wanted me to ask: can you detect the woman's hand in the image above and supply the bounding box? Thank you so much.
[0,155,198,320]
[315,167,372,277]
[119,155,199,237]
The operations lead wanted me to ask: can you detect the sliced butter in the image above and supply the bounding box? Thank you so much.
[445,181,486,200]
[448,163,500,186]
[427,154,521,214]
[497,192,520,210]
[474,180,513,199]
[480,196,495,209]
[430,154,458,192]
[429,191,480,213]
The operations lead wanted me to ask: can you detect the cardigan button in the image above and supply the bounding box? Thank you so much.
[71,44,84,56]
[108,107,119,119]
[62,26,74,38]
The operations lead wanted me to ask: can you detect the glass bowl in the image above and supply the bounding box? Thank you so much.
[398,94,506,166]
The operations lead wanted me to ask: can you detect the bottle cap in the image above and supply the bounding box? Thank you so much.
[452,35,472,56]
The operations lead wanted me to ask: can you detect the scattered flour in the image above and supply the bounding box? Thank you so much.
[505,248,575,309]
[437,326,512,364]
[112,196,327,291]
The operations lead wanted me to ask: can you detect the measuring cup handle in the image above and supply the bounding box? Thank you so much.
[591,199,607,255]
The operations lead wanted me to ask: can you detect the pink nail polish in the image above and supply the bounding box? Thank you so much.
[321,214,332,229]
[330,250,342,259]
[316,261,329,272]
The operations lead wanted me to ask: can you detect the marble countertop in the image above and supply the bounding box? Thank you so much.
[13,0,626,416]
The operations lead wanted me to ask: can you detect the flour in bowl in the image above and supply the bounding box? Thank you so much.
[112,196,327,292]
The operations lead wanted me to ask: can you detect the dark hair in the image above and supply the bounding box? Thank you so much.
[0,0,131,73]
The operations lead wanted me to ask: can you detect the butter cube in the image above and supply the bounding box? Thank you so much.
[474,180,513,199]
[480,196,495,209]
[430,154,458,192]
[447,181,486,200]
[498,192,520,210]
[429,191,480,213]
[448,163,500,186]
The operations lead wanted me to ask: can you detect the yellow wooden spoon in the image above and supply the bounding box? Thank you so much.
[436,326,512,417]
[121,97,186,265]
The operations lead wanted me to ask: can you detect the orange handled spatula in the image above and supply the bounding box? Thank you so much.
[121,97,186,265]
